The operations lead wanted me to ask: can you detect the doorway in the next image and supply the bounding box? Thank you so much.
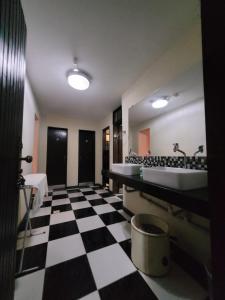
[78,130,95,185]
[102,126,110,187]
[138,128,150,156]
[46,127,68,185]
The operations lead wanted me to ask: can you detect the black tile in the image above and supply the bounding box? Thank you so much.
[82,191,95,195]
[99,271,158,300]
[52,187,66,191]
[118,195,123,200]
[49,220,79,241]
[100,211,126,225]
[69,196,86,203]
[74,207,96,219]
[67,188,80,193]
[119,239,131,259]
[92,185,103,190]
[52,194,68,200]
[41,201,52,208]
[30,215,50,229]
[48,192,52,196]
[16,243,47,277]
[51,204,72,214]
[101,192,113,198]
[110,201,123,210]
[81,227,116,252]
[43,255,96,300]
[89,198,107,206]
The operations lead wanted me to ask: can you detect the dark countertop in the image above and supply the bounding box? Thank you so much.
[109,171,209,219]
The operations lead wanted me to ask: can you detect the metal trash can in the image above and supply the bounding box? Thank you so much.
[131,214,170,276]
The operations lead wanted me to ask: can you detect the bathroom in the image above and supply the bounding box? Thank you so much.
[0,1,224,300]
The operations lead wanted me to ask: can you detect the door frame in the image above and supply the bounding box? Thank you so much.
[78,129,96,184]
[102,126,110,186]
[46,126,68,185]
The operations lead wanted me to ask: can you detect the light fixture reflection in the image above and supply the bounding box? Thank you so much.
[152,98,168,109]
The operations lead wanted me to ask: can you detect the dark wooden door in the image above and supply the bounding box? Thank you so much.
[78,130,95,184]
[0,1,26,299]
[102,127,110,186]
[46,127,68,185]
[201,2,225,299]
[113,106,122,193]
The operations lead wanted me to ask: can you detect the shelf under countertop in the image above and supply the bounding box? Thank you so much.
[109,171,209,219]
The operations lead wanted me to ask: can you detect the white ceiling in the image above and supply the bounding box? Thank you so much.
[129,62,204,127]
[21,0,200,120]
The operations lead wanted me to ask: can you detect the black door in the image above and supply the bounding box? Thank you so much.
[46,127,68,185]
[78,130,95,184]
[0,1,26,299]
[113,107,123,193]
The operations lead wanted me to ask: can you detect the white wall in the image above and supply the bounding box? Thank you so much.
[121,22,210,265]
[122,22,203,160]
[39,114,104,186]
[19,76,40,223]
[131,99,206,156]
[21,77,40,174]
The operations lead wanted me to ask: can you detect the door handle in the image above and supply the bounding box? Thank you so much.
[20,155,33,163]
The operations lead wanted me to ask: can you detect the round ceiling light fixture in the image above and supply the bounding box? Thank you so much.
[67,58,91,91]
[152,97,169,109]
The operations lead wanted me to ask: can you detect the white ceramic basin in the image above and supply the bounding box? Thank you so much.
[142,167,208,190]
[112,163,142,175]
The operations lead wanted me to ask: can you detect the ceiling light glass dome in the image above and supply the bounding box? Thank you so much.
[67,58,91,91]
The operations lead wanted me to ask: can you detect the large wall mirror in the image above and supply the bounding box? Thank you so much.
[129,62,207,157]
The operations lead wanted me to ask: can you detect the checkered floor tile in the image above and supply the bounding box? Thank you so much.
[15,185,207,300]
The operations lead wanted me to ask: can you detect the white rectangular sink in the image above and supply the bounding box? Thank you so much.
[142,167,208,190]
[112,163,142,175]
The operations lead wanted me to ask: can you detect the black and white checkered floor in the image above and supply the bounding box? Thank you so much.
[15,185,207,300]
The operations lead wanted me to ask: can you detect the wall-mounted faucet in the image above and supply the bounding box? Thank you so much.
[173,143,187,168]
[193,145,204,157]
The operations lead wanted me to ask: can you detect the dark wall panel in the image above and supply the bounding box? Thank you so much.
[0,1,26,299]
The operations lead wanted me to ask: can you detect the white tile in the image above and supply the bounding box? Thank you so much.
[95,189,107,194]
[104,196,122,204]
[85,194,102,201]
[69,192,83,198]
[139,263,207,300]
[52,190,67,195]
[30,207,51,218]
[80,291,100,300]
[118,209,131,221]
[88,244,136,289]
[46,234,85,267]
[50,210,75,225]
[17,226,49,250]
[76,215,105,233]
[71,201,91,210]
[80,188,93,192]
[52,198,70,206]
[93,204,115,215]
[107,221,131,242]
[14,269,44,300]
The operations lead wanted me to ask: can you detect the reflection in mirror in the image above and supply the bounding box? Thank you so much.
[129,62,206,157]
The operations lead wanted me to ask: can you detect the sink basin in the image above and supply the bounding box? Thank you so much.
[112,163,142,175]
[142,167,208,190]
